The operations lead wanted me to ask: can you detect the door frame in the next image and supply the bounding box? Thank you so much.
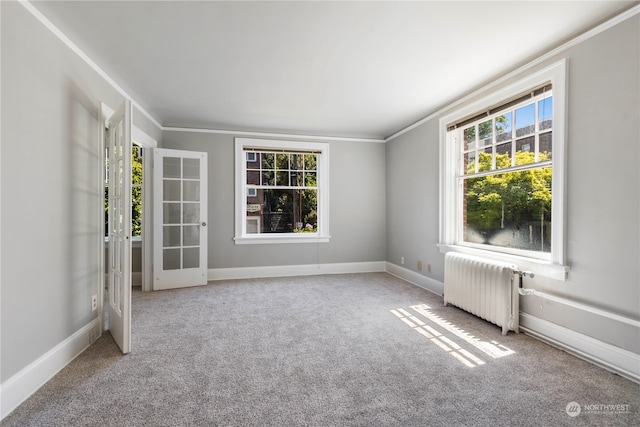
[100,102,158,339]
[132,127,158,293]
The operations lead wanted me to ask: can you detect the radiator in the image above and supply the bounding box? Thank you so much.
[443,252,519,335]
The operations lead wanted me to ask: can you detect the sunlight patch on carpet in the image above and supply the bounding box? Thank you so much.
[390,304,515,367]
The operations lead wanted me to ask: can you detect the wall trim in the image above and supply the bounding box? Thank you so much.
[385,4,640,142]
[2,268,638,421]
[131,271,142,287]
[21,1,383,144]
[387,262,639,384]
[520,313,640,384]
[23,0,638,144]
[208,261,386,281]
[19,1,162,131]
[0,318,101,420]
[385,262,444,296]
[163,126,385,144]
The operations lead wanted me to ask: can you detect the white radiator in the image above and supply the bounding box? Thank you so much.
[443,252,519,335]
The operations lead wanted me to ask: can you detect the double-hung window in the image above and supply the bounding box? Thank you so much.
[440,60,568,279]
[234,138,330,244]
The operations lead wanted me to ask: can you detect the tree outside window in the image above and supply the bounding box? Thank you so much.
[105,146,143,237]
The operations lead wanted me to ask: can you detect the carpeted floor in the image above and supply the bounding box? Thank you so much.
[3,273,639,426]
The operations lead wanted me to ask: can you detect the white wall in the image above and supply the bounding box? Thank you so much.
[386,14,640,358]
[0,2,160,411]
[385,118,443,280]
[161,131,387,270]
[2,2,104,382]
[1,0,638,418]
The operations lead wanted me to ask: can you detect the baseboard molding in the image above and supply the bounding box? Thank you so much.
[0,318,101,420]
[386,264,639,383]
[208,261,386,281]
[520,313,640,384]
[131,271,142,286]
[385,262,444,296]
[4,266,637,424]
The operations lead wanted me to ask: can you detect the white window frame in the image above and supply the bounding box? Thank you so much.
[246,216,261,234]
[234,137,330,244]
[438,60,569,280]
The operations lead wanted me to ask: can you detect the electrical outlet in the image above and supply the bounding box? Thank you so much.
[417,260,423,271]
[400,256,405,265]
[91,294,98,312]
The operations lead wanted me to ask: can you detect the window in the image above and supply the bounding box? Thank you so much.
[460,86,552,252]
[440,60,568,279]
[235,138,330,244]
[131,146,143,237]
[105,144,143,238]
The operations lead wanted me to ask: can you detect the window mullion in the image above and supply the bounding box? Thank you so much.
[491,117,497,171]
[462,160,552,180]
[534,99,540,163]
[474,124,479,174]
[511,108,516,167]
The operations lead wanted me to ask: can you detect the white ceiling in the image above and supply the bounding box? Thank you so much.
[31,1,636,140]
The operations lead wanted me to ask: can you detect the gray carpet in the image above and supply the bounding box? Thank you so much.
[3,273,639,426]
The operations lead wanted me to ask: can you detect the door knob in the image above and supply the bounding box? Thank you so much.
[202,222,207,226]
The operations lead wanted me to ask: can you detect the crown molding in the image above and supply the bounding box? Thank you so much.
[21,1,638,145]
[20,0,383,144]
[385,4,640,143]
[19,1,163,130]
[162,126,385,143]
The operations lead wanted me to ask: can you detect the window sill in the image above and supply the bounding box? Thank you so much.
[437,244,569,281]
[234,235,331,245]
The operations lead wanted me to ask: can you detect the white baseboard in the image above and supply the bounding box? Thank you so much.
[520,313,640,384]
[385,262,444,296]
[386,263,639,383]
[4,265,637,424]
[0,318,101,420]
[131,271,142,286]
[208,261,386,281]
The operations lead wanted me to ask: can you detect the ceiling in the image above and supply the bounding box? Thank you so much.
[31,1,637,140]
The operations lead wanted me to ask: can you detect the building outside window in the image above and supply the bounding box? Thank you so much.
[457,85,552,253]
[235,138,330,244]
[439,60,568,279]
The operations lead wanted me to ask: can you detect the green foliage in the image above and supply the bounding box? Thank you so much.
[259,152,318,232]
[465,115,508,144]
[132,149,142,236]
[465,151,551,231]
[263,188,317,231]
[105,146,143,236]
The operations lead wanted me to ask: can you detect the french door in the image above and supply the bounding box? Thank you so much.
[107,100,132,354]
[153,148,208,290]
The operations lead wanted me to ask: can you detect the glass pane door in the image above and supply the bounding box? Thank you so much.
[154,149,207,290]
